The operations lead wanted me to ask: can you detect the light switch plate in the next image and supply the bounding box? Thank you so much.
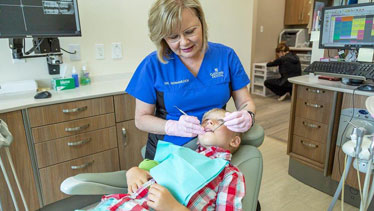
[95,44,105,60]
[69,44,81,61]
[112,42,122,59]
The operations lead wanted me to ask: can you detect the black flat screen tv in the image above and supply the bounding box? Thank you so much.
[0,0,81,38]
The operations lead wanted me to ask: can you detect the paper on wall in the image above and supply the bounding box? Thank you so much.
[357,48,374,62]
[311,41,324,62]
[310,31,320,42]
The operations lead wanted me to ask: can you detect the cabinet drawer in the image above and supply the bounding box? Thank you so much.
[291,135,325,164]
[295,99,332,124]
[114,94,135,122]
[297,85,334,103]
[32,113,115,143]
[35,127,117,168]
[294,117,328,143]
[28,96,114,127]
[39,149,120,205]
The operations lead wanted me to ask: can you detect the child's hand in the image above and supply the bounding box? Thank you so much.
[126,167,151,194]
[147,184,187,211]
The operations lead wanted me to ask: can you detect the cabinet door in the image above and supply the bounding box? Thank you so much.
[0,111,40,211]
[300,0,312,25]
[284,0,302,25]
[116,120,148,170]
[284,0,311,25]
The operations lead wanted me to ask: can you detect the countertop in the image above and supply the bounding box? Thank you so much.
[2,74,373,114]
[0,74,131,113]
[289,75,374,96]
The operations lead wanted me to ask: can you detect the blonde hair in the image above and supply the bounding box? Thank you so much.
[202,108,242,152]
[148,0,208,63]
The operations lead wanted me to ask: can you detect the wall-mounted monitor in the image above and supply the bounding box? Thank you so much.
[0,0,81,38]
[320,3,374,49]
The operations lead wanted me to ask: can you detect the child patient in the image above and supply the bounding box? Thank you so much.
[93,108,245,211]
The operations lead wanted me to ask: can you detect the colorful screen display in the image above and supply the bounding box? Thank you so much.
[320,3,374,49]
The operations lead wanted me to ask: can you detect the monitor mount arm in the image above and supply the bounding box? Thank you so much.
[9,38,63,75]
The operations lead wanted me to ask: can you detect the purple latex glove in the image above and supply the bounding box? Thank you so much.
[165,115,205,137]
[223,110,253,132]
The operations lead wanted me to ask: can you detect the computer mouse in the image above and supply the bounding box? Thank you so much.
[358,84,374,92]
[34,91,52,99]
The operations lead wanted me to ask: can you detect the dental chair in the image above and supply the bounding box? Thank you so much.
[61,124,264,211]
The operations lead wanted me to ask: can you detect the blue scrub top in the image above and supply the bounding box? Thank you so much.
[126,42,250,147]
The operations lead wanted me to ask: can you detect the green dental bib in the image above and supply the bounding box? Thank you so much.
[150,141,228,205]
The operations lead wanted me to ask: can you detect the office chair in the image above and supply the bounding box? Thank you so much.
[61,124,264,211]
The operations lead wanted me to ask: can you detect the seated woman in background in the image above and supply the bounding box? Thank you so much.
[264,43,301,101]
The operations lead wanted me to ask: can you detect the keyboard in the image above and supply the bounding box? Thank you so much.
[304,61,374,80]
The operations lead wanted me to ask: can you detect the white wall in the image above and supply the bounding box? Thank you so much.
[252,0,285,64]
[0,0,254,84]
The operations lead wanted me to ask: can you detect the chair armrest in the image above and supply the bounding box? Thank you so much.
[232,145,263,211]
[60,171,128,195]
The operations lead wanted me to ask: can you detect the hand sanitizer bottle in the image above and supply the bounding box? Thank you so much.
[71,66,79,87]
[80,65,91,85]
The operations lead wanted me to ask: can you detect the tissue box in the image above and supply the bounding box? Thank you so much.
[51,78,75,91]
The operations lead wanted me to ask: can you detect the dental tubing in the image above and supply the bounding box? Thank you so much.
[0,120,29,211]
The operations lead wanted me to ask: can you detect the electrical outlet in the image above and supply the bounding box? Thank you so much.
[95,44,105,60]
[69,44,81,61]
[112,42,122,59]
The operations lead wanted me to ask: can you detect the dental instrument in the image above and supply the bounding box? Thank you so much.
[174,106,188,116]
[0,119,29,211]
[329,96,374,211]
[212,103,248,132]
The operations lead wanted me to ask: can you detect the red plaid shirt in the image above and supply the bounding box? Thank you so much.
[100,146,246,211]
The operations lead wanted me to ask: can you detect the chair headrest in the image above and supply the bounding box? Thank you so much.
[240,124,264,148]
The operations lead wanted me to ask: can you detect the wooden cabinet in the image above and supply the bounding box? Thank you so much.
[287,85,341,172]
[0,94,148,209]
[28,97,119,205]
[39,149,119,205]
[114,94,148,170]
[0,111,40,211]
[28,96,114,127]
[284,0,312,25]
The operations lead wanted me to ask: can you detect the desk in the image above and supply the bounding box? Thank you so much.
[287,75,374,209]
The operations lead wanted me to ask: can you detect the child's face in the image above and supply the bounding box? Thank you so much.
[198,110,236,150]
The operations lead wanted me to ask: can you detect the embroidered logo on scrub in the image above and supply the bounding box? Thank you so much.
[164,79,190,85]
[210,68,224,78]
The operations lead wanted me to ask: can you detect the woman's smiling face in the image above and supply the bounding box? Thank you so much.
[164,8,203,61]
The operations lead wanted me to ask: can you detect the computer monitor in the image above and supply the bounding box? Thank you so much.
[0,0,81,38]
[320,3,374,49]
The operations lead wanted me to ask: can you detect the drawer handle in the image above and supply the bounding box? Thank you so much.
[65,124,90,132]
[122,128,128,147]
[304,102,323,108]
[71,160,94,170]
[302,121,321,129]
[306,88,325,94]
[62,106,88,114]
[301,140,318,148]
[67,138,92,147]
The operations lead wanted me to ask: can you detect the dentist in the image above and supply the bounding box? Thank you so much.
[126,0,255,160]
